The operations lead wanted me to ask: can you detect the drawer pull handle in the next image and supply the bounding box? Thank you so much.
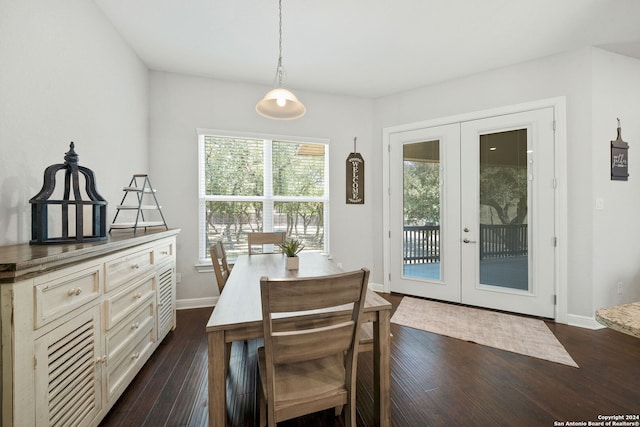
[131,263,140,269]
[133,292,143,299]
[131,352,140,360]
[131,322,140,329]
[161,251,169,255]
[96,355,107,364]
[67,288,82,296]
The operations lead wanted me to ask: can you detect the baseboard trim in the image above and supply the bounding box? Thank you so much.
[178,283,385,311]
[177,297,217,310]
[368,282,385,293]
[567,313,605,330]
[177,291,603,334]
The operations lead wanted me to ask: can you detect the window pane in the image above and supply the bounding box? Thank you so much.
[199,134,329,261]
[204,136,263,196]
[272,141,325,197]
[205,201,264,259]
[274,202,324,251]
[403,140,441,281]
[479,129,528,290]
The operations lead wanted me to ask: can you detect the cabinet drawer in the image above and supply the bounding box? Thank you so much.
[34,264,101,329]
[105,248,153,293]
[105,296,155,363]
[104,273,155,330]
[106,324,155,401]
[153,239,175,265]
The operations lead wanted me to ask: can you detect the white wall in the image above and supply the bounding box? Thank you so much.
[373,49,599,320]
[0,0,149,245]
[3,1,638,322]
[148,72,374,303]
[591,48,640,308]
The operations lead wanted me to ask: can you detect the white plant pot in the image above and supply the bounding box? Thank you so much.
[285,256,299,270]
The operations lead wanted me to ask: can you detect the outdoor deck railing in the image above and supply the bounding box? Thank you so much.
[403,225,440,264]
[403,224,527,263]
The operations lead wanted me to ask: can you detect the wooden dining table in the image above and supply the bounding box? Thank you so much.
[206,251,392,426]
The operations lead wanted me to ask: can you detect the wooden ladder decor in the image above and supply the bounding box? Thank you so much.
[109,174,168,233]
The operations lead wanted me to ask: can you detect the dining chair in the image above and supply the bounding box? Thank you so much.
[257,268,370,427]
[209,241,231,294]
[247,231,286,255]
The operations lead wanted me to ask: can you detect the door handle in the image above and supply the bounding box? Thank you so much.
[463,238,476,243]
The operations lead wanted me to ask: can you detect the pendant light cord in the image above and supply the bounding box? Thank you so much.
[275,0,284,88]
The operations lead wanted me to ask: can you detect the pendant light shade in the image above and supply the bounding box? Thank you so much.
[256,87,306,120]
[256,0,306,120]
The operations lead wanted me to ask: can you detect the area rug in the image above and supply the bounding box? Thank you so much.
[391,297,578,367]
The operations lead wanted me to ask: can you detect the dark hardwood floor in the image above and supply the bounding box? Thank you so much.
[100,294,640,426]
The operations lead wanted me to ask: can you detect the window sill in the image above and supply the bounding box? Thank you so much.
[195,261,235,273]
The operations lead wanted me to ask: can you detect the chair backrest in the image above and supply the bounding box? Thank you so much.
[259,268,369,420]
[210,241,231,293]
[248,231,286,255]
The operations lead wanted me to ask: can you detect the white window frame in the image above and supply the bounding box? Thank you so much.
[196,128,330,265]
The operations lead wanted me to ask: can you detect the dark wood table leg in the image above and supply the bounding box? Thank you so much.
[373,310,391,426]
[208,330,227,426]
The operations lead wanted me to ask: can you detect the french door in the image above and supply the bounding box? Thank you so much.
[389,108,556,318]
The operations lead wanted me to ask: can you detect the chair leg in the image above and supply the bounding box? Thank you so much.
[345,402,356,427]
[225,342,232,372]
[258,386,266,427]
[257,365,266,427]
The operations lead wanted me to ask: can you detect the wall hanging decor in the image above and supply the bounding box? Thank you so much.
[346,137,364,204]
[30,142,108,244]
[611,118,629,181]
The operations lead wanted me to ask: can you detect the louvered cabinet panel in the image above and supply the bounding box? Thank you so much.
[157,262,176,339]
[34,304,102,427]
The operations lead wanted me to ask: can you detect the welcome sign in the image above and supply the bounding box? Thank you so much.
[346,152,364,204]
[611,118,629,181]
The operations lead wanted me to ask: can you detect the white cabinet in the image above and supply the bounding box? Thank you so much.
[0,229,179,426]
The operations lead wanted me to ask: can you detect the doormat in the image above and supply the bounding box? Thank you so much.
[391,297,578,368]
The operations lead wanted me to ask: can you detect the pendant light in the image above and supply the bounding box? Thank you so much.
[256,0,306,120]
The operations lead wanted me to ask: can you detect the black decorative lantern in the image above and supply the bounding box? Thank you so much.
[30,142,108,244]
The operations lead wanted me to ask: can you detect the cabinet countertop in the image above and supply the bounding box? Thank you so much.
[0,228,180,284]
[596,302,640,339]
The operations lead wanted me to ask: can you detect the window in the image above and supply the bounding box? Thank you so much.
[198,130,330,262]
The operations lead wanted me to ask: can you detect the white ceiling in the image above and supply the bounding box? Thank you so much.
[95,0,640,98]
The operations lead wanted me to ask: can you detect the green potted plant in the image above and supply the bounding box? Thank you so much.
[279,238,305,270]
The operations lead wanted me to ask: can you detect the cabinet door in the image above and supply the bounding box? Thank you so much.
[34,305,102,427]
[157,262,176,339]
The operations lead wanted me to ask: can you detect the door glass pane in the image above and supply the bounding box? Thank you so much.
[478,129,528,290]
[403,140,441,280]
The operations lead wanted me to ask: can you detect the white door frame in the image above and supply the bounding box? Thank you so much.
[382,97,568,323]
